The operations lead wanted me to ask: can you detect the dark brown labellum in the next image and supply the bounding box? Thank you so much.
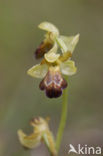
[35,41,53,59]
[39,68,67,98]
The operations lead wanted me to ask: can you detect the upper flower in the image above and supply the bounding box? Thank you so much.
[28,22,79,98]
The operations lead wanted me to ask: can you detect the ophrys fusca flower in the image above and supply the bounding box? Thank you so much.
[28,22,79,98]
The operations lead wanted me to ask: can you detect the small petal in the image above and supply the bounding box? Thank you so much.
[35,41,53,59]
[60,34,80,53]
[27,64,48,78]
[44,42,60,63]
[56,37,68,53]
[38,22,59,36]
[18,130,41,149]
[60,60,77,76]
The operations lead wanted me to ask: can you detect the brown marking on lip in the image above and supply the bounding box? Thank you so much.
[39,67,67,98]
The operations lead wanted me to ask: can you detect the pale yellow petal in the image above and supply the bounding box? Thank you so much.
[60,60,77,76]
[38,22,59,36]
[44,42,60,63]
[27,64,48,78]
[17,130,41,149]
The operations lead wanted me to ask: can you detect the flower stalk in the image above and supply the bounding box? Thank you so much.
[56,76,68,152]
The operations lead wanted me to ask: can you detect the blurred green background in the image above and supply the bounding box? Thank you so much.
[0,0,103,156]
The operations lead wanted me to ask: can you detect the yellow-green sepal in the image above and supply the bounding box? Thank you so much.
[38,22,59,36]
[27,64,48,78]
[60,34,80,53]
[60,60,77,76]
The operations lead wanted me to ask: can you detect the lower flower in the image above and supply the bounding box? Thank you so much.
[18,117,57,156]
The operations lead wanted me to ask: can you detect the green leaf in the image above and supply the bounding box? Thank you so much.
[27,64,48,78]
[60,34,80,53]
[60,60,77,76]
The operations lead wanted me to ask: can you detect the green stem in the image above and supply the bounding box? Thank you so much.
[43,133,56,156]
[56,76,69,153]
[43,133,52,156]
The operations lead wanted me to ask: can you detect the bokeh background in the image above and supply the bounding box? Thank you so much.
[0,0,103,156]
